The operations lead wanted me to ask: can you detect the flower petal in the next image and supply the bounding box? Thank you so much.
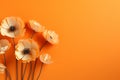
[15,51,24,60]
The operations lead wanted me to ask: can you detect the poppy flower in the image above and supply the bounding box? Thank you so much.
[0,39,11,54]
[40,54,53,64]
[42,30,59,44]
[15,39,39,63]
[0,17,25,38]
[29,20,45,32]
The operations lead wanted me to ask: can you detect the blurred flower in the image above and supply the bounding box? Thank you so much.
[42,30,59,44]
[0,17,25,38]
[29,20,45,32]
[15,39,39,63]
[0,63,6,74]
[40,54,53,64]
[0,39,11,54]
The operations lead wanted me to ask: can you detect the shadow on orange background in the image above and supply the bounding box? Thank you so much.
[0,0,120,80]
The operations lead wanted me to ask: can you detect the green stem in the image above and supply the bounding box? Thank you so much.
[36,63,43,80]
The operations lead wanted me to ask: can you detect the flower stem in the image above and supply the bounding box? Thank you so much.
[27,62,32,80]
[6,69,11,80]
[12,38,18,80]
[16,59,18,80]
[31,41,47,80]
[22,63,28,80]
[31,31,35,38]
[40,41,48,51]
[31,60,37,80]
[36,63,43,80]
[3,54,7,80]
[21,63,23,80]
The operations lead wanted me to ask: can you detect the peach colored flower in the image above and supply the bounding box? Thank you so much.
[0,39,11,54]
[42,30,59,44]
[15,39,39,63]
[0,63,6,74]
[0,17,25,38]
[40,54,53,64]
[29,20,45,32]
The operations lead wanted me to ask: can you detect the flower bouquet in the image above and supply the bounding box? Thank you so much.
[0,17,59,80]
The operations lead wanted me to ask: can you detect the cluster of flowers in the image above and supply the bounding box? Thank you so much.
[0,17,59,80]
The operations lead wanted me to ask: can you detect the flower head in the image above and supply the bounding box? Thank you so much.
[0,63,6,74]
[42,30,59,44]
[29,20,45,32]
[0,39,11,54]
[40,54,53,64]
[0,17,25,38]
[15,39,39,63]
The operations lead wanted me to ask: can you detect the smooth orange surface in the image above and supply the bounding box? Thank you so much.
[0,0,120,80]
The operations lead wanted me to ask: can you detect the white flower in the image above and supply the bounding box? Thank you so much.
[29,20,45,32]
[0,39,11,54]
[0,17,25,38]
[40,54,53,64]
[42,30,59,44]
[15,39,39,63]
[0,63,6,74]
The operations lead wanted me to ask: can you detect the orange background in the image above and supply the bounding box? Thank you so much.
[0,0,120,80]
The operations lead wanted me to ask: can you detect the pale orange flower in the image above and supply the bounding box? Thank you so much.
[0,39,11,54]
[0,17,25,38]
[15,39,39,63]
[0,63,6,74]
[29,20,45,32]
[42,30,59,44]
[40,54,53,64]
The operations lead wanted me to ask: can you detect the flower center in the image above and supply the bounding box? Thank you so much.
[50,36,53,39]
[23,48,30,54]
[9,26,16,32]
